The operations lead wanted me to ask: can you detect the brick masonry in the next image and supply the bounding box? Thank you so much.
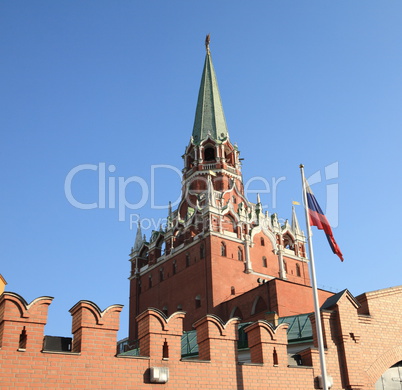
[1,286,401,389]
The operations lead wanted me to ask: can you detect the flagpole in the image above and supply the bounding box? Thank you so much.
[300,164,330,390]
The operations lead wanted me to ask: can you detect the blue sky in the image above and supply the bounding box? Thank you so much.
[1,1,401,340]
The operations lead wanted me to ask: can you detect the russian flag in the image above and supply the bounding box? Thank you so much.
[305,181,344,261]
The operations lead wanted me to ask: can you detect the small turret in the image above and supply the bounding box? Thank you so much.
[133,221,144,254]
[291,206,302,235]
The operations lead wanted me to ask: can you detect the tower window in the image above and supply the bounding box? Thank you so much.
[221,242,226,257]
[149,275,153,289]
[231,286,236,295]
[260,237,265,246]
[238,247,243,261]
[296,263,301,277]
[159,268,164,282]
[186,253,190,267]
[262,256,267,268]
[204,147,215,161]
[200,244,205,259]
[172,260,177,275]
[162,306,168,316]
[195,295,201,309]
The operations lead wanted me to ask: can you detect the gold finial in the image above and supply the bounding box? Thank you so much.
[205,34,211,54]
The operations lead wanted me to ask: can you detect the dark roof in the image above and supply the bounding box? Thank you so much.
[278,313,313,343]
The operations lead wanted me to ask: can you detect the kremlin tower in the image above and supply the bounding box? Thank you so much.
[128,37,332,344]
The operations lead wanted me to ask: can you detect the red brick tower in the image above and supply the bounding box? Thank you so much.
[128,39,312,344]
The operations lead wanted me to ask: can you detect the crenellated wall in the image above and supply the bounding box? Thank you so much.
[1,287,402,389]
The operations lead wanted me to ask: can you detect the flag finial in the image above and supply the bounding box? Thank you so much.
[205,34,211,54]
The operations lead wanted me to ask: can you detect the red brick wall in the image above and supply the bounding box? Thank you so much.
[217,278,334,323]
[1,287,402,389]
[131,238,214,339]
[130,231,332,341]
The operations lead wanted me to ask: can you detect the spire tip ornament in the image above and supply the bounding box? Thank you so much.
[205,34,211,54]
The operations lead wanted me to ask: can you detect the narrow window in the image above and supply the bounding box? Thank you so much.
[195,295,201,308]
[162,306,168,316]
[283,260,287,272]
[238,247,243,261]
[19,327,27,350]
[296,263,301,277]
[159,268,164,282]
[262,256,267,268]
[260,237,265,246]
[231,286,236,295]
[138,280,142,295]
[172,260,177,275]
[149,275,153,289]
[186,253,190,267]
[163,339,169,359]
[221,242,226,257]
[200,244,205,259]
[273,347,278,366]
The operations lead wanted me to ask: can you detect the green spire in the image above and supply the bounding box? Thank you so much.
[192,37,229,145]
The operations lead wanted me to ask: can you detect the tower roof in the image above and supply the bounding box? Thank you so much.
[192,37,229,145]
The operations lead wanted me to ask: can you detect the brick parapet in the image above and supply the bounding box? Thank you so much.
[0,292,53,351]
[193,315,240,361]
[136,308,185,360]
[68,300,123,355]
[244,320,288,366]
[0,289,402,389]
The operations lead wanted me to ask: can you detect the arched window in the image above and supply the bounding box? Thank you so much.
[238,247,243,261]
[296,263,301,277]
[204,147,215,161]
[200,244,205,259]
[262,256,267,268]
[162,306,168,316]
[260,237,265,246]
[221,242,226,257]
[230,306,243,320]
[195,295,201,309]
[251,296,268,315]
[231,286,236,295]
[283,234,294,250]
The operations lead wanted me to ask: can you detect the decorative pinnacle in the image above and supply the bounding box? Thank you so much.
[299,164,304,168]
[205,34,211,54]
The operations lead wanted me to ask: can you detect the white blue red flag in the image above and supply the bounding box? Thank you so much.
[305,181,344,261]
